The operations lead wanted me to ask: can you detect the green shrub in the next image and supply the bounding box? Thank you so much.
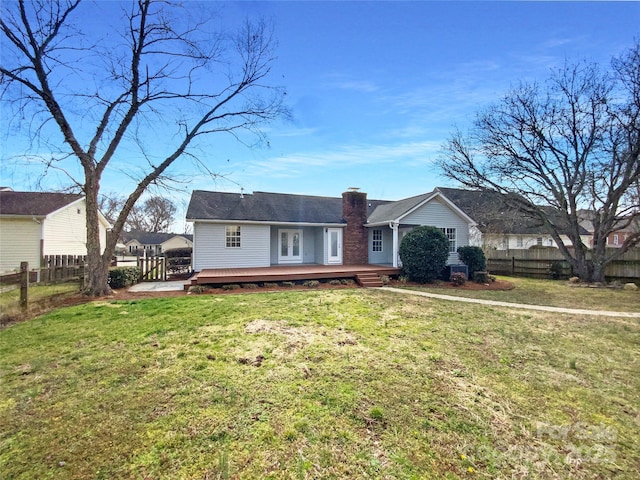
[329,279,342,286]
[262,282,279,288]
[457,246,486,280]
[108,266,141,289]
[549,261,564,280]
[302,280,320,288]
[241,283,259,289]
[399,226,450,283]
[222,284,240,290]
[280,281,294,288]
[380,275,390,285]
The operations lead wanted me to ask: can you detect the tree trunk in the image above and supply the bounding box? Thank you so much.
[84,178,113,296]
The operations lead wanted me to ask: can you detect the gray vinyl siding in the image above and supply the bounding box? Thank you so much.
[315,228,325,264]
[401,197,470,265]
[193,223,270,270]
[302,227,316,263]
[368,227,393,264]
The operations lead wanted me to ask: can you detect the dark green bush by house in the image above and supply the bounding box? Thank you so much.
[108,266,141,289]
[457,246,486,280]
[399,226,450,283]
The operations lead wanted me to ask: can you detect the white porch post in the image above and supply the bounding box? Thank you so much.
[391,222,399,268]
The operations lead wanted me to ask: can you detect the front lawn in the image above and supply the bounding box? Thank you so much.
[1,289,638,479]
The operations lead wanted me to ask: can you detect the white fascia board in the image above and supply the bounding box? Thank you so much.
[365,221,398,228]
[187,219,345,228]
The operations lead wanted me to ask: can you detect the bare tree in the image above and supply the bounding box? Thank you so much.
[1,0,287,295]
[127,196,176,232]
[98,193,125,226]
[440,41,640,282]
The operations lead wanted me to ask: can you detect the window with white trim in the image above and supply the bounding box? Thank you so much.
[372,229,383,252]
[516,236,523,248]
[226,225,241,248]
[440,227,457,253]
[613,234,619,245]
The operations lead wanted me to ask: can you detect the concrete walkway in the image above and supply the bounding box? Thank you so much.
[128,280,187,292]
[381,286,640,318]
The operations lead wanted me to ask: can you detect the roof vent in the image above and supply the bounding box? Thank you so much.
[240,187,244,199]
[347,187,360,192]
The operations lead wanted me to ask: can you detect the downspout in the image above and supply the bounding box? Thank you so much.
[389,221,399,268]
[33,217,43,283]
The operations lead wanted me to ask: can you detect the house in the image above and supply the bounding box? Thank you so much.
[186,188,476,271]
[578,210,639,248]
[0,190,110,273]
[438,187,592,250]
[121,231,193,255]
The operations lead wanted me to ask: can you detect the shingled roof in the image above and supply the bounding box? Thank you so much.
[122,231,193,245]
[437,187,590,235]
[0,191,83,217]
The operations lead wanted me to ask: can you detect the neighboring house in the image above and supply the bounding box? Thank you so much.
[122,231,193,255]
[0,190,110,273]
[186,188,477,271]
[578,210,640,248]
[438,188,592,250]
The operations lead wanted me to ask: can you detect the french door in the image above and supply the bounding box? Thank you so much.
[327,228,342,264]
[278,229,302,263]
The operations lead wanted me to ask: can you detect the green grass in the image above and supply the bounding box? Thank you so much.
[405,276,640,312]
[1,288,639,479]
[0,282,80,321]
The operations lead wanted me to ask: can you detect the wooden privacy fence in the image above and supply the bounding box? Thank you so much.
[486,248,640,281]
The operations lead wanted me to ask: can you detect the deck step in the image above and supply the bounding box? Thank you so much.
[355,273,383,288]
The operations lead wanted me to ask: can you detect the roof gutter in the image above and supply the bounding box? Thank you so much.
[186,218,346,228]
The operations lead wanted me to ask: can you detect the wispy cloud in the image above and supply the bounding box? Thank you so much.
[245,140,440,178]
[322,73,381,93]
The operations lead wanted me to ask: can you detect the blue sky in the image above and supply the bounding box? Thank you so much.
[2,1,639,230]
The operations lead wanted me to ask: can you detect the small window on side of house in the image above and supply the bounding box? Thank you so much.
[536,237,543,246]
[372,229,383,252]
[516,236,523,248]
[439,227,457,253]
[613,234,619,245]
[226,225,241,248]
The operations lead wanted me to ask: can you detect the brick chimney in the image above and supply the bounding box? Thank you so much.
[342,188,368,265]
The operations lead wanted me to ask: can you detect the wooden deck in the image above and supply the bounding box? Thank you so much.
[188,264,400,287]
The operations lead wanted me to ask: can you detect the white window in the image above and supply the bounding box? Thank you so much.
[613,234,619,245]
[440,227,457,253]
[536,237,543,246]
[226,226,241,248]
[372,229,383,252]
[516,236,523,248]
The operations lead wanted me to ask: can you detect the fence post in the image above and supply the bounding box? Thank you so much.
[511,256,515,275]
[20,261,29,310]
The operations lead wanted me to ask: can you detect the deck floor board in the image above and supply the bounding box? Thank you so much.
[189,264,400,285]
